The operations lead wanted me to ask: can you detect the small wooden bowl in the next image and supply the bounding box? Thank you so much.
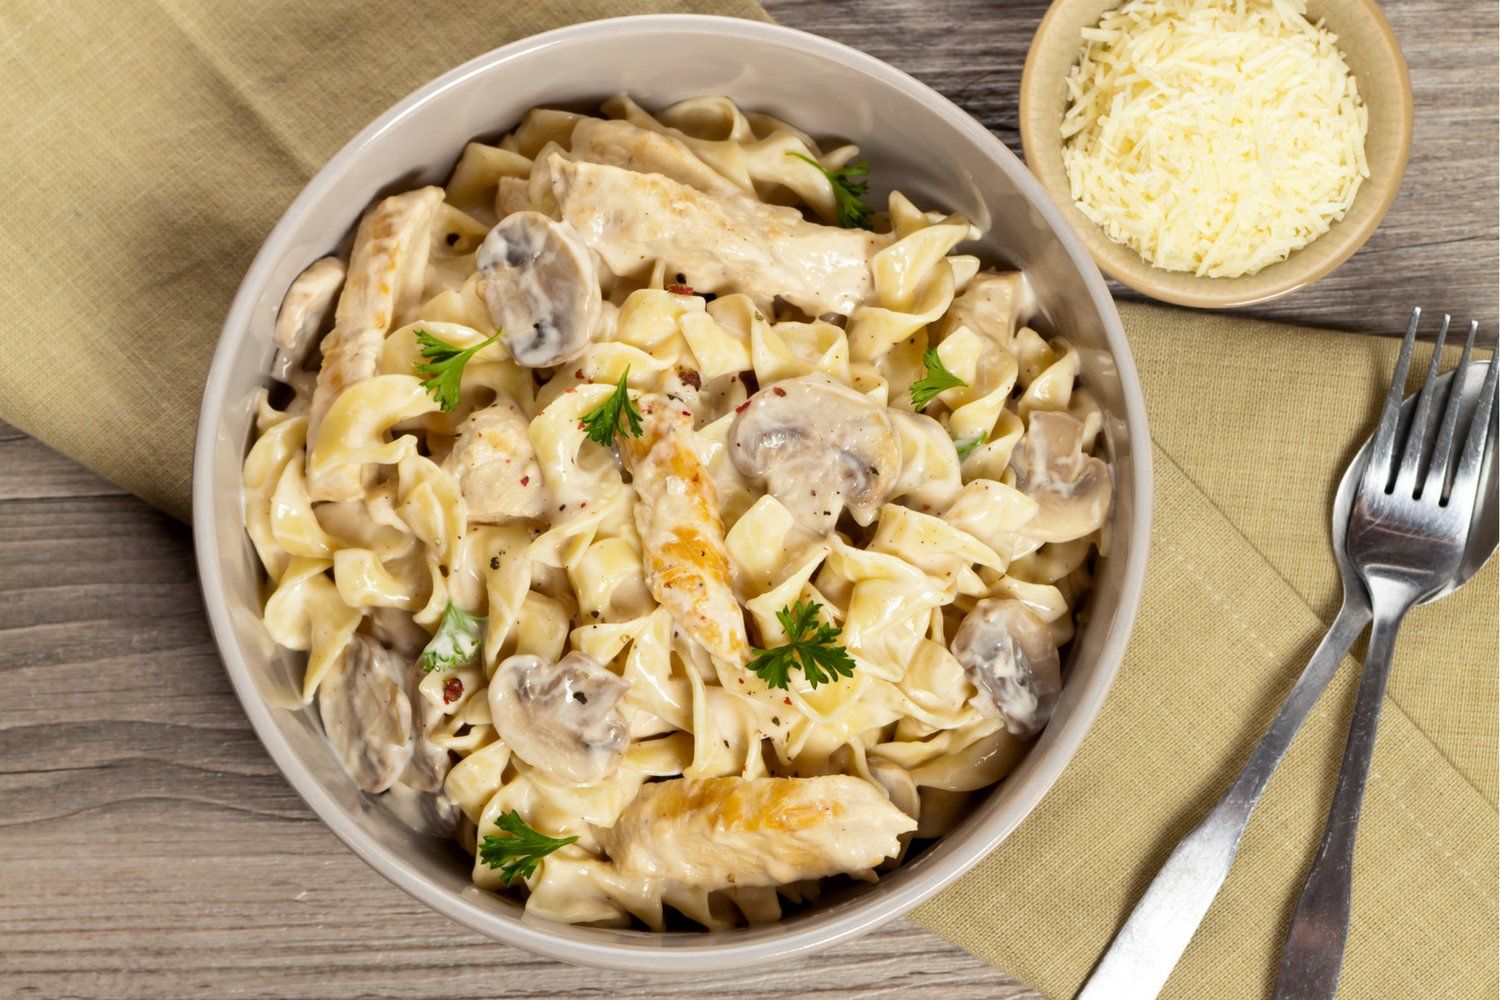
[1019,0,1413,309]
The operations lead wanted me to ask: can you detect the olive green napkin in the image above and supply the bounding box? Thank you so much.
[0,0,769,520]
[914,305,1498,998]
[2,4,1494,999]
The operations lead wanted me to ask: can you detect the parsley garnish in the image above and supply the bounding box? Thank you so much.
[747,600,856,690]
[414,328,503,412]
[579,368,643,446]
[787,152,874,230]
[478,810,579,886]
[954,434,984,461]
[909,349,968,410]
[419,602,485,672]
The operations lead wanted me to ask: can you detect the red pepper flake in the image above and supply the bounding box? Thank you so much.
[783,697,793,705]
[666,282,694,295]
[565,387,576,394]
[575,369,585,379]
[734,400,752,413]
[773,386,787,397]
[679,368,702,391]
[442,677,464,705]
[579,502,588,509]
[520,475,530,486]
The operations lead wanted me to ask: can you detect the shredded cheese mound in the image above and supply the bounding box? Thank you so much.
[1060,0,1370,279]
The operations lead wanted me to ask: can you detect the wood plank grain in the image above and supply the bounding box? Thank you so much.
[2,2,1495,996]
[765,0,1500,338]
[0,420,1034,999]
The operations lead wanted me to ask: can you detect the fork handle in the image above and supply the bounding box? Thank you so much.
[1274,605,1407,999]
[1078,596,1371,1000]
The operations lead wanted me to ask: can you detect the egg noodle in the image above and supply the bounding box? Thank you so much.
[242,95,1113,929]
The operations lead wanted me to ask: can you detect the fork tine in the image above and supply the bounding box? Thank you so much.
[1424,320,1478,500]
[1446,353,1499,509]
[1364,308,1421,493]
[1395,314,1451,498]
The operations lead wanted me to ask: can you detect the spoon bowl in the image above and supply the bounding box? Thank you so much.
[1331,360,1497,605]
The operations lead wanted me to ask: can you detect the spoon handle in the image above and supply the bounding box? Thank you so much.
[1273,605,1406,999]
[1079,597,1371,1000]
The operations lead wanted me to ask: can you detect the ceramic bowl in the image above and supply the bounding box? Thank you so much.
[1020,0,1413,308]
[193,14,1152,972]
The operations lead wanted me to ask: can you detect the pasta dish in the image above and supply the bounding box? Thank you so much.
[242,95,1113,930]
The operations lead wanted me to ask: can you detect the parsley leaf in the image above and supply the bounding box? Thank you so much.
[909,349,968,410]
[478,810,579,886]
[419,602,486,672]
[787,151,874,230]
[579,368,644,447]
[953,434,984,461]
[746,600,856,690]
[414,328,503,412]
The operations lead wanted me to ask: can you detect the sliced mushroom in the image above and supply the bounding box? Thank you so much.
[365,606,431,660]
[272,256,346,383]
[1009,410,1112,543]
[729,374,901,534]
[443,397,548,523]
[950,598,1061,737]
[402,662,454,794]
[489,651,629,784]
[318,634,414,793]
[476,211,601,368]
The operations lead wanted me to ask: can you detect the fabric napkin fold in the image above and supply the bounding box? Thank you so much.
[0,0,768,520]
[2,4,1494,998]
[914,306,1497,998]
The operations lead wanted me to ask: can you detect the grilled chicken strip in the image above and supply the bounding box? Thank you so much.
[618,396,749,663]
[600,776,917,890]
[549,155,889,316]
[568,118,742,197]
[443,397,548,523]
[308,186,445,501]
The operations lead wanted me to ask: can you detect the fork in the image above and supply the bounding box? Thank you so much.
[1274,310,1499,999]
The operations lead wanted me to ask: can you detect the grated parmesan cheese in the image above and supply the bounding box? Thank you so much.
[1060,0,1369,279]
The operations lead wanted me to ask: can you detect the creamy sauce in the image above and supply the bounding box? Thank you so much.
[244,97,1113,933]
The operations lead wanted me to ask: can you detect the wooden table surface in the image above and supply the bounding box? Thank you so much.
[2,2,1495,998]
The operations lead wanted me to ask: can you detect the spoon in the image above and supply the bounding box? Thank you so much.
[1079,353,1497,1000]
[1276,323,1497,998]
